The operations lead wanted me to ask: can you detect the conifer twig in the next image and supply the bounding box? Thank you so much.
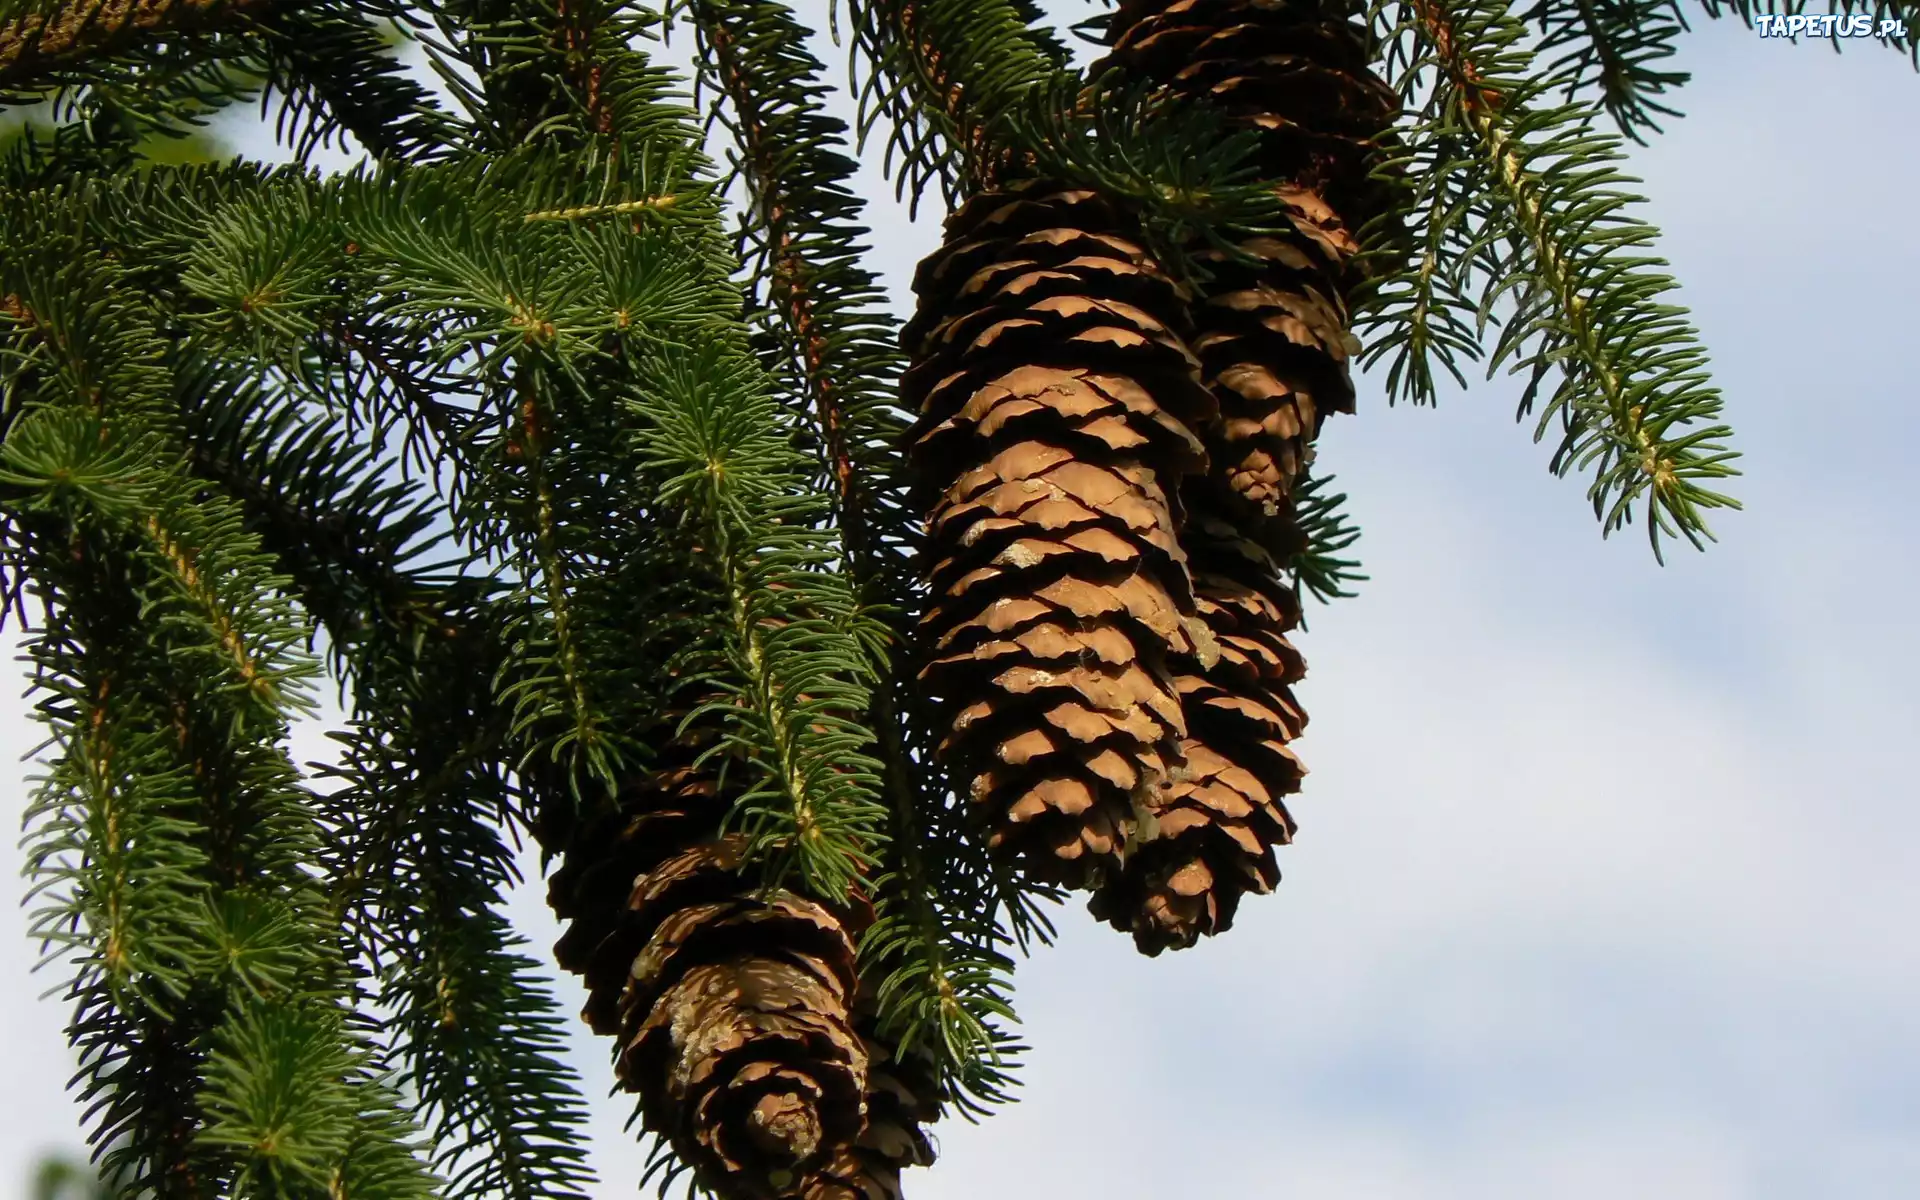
[1363,0,1740,556]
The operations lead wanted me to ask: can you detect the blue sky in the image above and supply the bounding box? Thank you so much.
[5,10,1917,1198]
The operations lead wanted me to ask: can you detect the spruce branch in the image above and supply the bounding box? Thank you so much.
[1521,0,1690,140]
[3,4,456,175]
[1364,0,1741,557]
[320,718,601,1200]
[836,0,1067,200]
[13,2,466,164]
[126,132,902,1184]
[250,2,466,163]
[1292,468,1367,610]
[0,407,319,720]
[1522,2,1918,142]
[8,511,441,1195]
[491,364,629,796]
[66,984,228,1193]
[521,192,681,221]
[176,366,599,1200]
[4,190,445,1196]
[18,626,212,1012]
[169,354,470,660]
[195,997,438,1199]
[630,341,888,902]
[386,0,695,164]
[684,0,907,576]
[1,205,321,715]
[858,765,1028,1116]
[679,0,1036,1126]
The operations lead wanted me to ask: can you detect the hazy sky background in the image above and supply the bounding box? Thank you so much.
[5,8,1917,1198]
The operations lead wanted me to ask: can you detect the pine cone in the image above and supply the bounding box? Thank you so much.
[1086,0,1397,949]
[1088,507,1307,953]
[544,727,872,1200]
[902,181,1217,890]
[1099,0,1398,524]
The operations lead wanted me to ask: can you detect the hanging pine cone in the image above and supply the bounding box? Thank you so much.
[1088,507,1307,953]
[1085,0,1399,950]
[542,722,874,1200]
[901,181,1218,890]
[1098,0,1398,526]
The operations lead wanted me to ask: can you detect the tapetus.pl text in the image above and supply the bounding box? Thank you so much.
[1755,14,1906,39]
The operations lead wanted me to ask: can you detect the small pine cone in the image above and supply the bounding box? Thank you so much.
[1090,504,1308,955]
[1099,0,1399,523]
[902,181,1217,889]
[545,730,870,1199]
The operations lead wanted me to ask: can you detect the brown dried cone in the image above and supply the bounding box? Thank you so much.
[541,724,873,1200]
[901,181,1221,890]
[1078,0,1398,951]
[798,991,941,1200]
[1098,0,1400,525]
[1088,502,1308,954]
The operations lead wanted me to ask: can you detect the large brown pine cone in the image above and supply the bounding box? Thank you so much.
[543,730,874,1200]
[1085,0,1397,950]
[901,181,1218,890]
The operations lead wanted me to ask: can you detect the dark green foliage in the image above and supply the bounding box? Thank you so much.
[177,366,599,1199]
[6,13,900,1190]
[1290,469,1366,610]
[2,1,454,169]
[1523,0,1693,140]
[1361,0,1741,556]
[838,0,1068,200]
[3,201,441,1197]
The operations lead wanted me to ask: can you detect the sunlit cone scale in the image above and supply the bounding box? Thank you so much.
[542,722,875,1200]
[1086,0,1398,950]
[901,182,1218,890]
